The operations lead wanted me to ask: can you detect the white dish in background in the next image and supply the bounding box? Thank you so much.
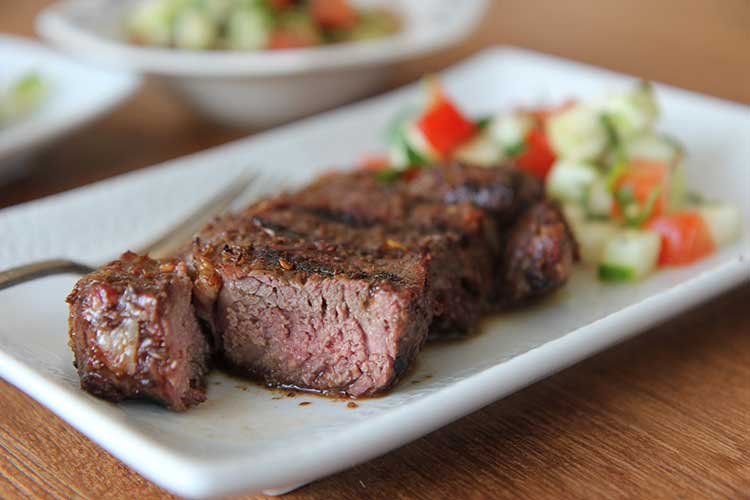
[37,0,488,128]
[0,47,748,499]
[0,35,140,183]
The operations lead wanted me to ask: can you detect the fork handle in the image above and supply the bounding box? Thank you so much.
[0,259,95,292]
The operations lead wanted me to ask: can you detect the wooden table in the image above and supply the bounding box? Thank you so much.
[1,2,748,498]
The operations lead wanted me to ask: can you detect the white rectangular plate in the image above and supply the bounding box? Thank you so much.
[0,47,748,499]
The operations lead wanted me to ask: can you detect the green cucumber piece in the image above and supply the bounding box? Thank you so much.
[127,0,176,46]
[571,219,620,265]
[546,105,608,161]
[454,130,502,167]
[625,132,683,163]
[598,263,636,282]
[667,162,687,211]
[546,160,599,204]
[600,81,659,141]
[586,177,614,218]
[173,8,217,49]
[489,112,532,153]
[226,6,272,50]
[598,229,661,282]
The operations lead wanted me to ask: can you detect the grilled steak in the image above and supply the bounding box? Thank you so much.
[66,161,577,409]
[66,252,210,411]
[188,214,433,396]
[268,162,571,308]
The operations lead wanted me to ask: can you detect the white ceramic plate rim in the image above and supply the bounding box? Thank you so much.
[0,34,141,163]
[36,0,488,77]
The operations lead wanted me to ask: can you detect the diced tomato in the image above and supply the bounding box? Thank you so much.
[612,160,669,223]
[268,29,315,50]
[359,154,390,171]
[647,212,715,266]
[268,0,294,10]
[515,128,556,179]
[311,0,358,29]
[416,90,476,157]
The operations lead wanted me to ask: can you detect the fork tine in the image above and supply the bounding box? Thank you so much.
[140,170,259,259]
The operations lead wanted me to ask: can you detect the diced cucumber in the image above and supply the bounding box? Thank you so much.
[195,0,232,21]
[667,162,687,211]
[389,121,438,169]
[571,219,620,265]
[598,229,661,282]
[546,105,608,161]
[546,160,599,204]
[173,8,217,49]
[586,177,614,218]
[488,112,532,153]
[600,82,659,141]
[404,122,439,162]
[697,202,742,247]
[454,130,502,167]
[127,0,176,46]
[625,132,683,163]
[226,6,272,50]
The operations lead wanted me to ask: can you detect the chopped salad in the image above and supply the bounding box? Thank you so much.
[0,72,47,129]
[127,0,400,51]
[374,78,741,282]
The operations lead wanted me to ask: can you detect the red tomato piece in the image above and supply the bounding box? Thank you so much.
[515,128,556,179]
[268,30,315,50]
[416,97,476,157]
[612,160,669,223]
[647,212,715,266]
[311,0,358,29]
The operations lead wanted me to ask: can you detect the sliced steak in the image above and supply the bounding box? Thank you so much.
[188,215,432,397]
[499,200,577,305]
[66,252,210,411]
[245,205,493,333]
[269,162,573,309]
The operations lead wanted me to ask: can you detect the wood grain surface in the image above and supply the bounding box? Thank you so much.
[1,1,749,499]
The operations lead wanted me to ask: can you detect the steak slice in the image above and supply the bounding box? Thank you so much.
[406,160,544,227]
[499,200,578,305]
[66,252,210,411]
[270,162,573,309]
[188,214,432,397]
[245,205,493,333]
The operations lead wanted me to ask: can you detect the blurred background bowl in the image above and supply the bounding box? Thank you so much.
[36,0,488,128]
[0,34,138,183]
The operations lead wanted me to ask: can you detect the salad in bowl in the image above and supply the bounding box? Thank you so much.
[127,0,400,51]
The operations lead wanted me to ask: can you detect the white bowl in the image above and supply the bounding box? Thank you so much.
[36,0,488,128]
[0,35,139,183]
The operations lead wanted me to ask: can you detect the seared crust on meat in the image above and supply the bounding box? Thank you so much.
[66,252,210,410]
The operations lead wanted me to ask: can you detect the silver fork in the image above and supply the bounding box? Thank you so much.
[0,171,263,291]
